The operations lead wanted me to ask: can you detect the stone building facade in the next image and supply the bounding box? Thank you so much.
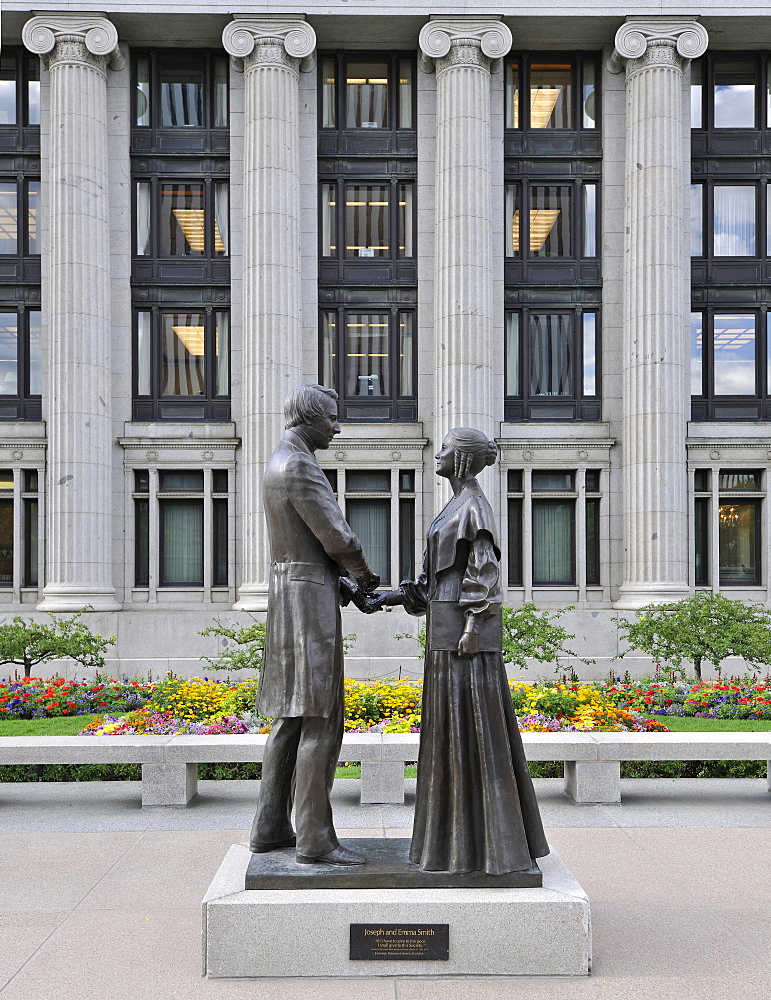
[0,3,769,677]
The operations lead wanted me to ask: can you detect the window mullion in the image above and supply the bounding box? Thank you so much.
[523,466,533,600]
[149,467,159,601]
[11,468,21,600]
[203,467,213,599]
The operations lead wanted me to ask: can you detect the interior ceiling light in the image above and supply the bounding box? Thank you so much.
[0,206,17,241]
[172,325,205,356]
[173,208,226,253]
[529,87,562,129]
[510,209,561,252]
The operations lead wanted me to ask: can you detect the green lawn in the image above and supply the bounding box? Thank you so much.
[649,716,771,733]
[0,715,97,736]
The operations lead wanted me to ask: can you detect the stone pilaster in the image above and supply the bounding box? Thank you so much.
[223,16,316,610]
[420,17,511,450]
[23,14,124,611]
[611,18,708,608]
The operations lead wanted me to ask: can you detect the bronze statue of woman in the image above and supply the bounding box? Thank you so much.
[376,428,549,875]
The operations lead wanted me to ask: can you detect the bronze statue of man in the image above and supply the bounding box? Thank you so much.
[249,384,379,866]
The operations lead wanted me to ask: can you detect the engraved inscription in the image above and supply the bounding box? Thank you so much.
[350,924,449,961]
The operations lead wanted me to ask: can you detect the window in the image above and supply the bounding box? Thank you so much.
[132,51,229,151]
[507,468,602,589]
[133,309,229,421]
[0,309,41,420]
[319,53,416,421]
[326,467,416,586]
[504,53,601,424]
[0,50,40,147]
[133,468,230,590]
[320,308,415,421]
[691,53,771,422]
[131,51,230,421]
[690,311,771,420]
[504,309,600,421]
[0,468,40,591]
[693,468,762,587]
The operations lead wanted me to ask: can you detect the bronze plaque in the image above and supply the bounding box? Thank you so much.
[350,924,449,961]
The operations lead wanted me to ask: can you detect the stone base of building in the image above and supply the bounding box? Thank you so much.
[202,843,591,978]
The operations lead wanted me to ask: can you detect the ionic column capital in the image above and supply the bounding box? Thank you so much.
[22,13,123,71]
[609,17,708,75]
[222,15,316,73]
[419,16,512,74]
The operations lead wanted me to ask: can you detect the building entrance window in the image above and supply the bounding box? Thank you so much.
[693,468,763,587]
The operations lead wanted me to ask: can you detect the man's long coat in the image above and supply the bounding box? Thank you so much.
[257,429,369,719]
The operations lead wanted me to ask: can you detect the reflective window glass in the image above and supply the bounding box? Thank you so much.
[399,312,414,396]
[582,61,596,128]
[322,58,336,128]
[690,312,703,395]
[26,58,39,126]
[0,56,16,126]
[347,471,390,492]
[321,312,336,390]
[506,62,520,129]
[161,311,206,396]
[135,56,151,126]
[694,497,709,585]
[530,313,573,397]
[0,499,13,586]
[530,186,571,257]
[160,184,206,256]
[718,501,758,584]
[713,60,755,129]
[346,62,389,129]
[136,312,151,395]
[345,184,389,258]
[213,183,228,255]
[136,182,151,256]
[161,65,203,126]
[691,184,703,257]
[691,59,703,128]
[529,64,572,129]
[398,59,413,129]
[533,472,574,491]
[321,183,337,257]
[28,311,41,396]
[719,470,759,490]
[213,57,228,127]
[583,184,596,257]
[159,471,204,491]
[505,313,520,396]
[582,312,596,396]
[27,181,39,255]
[215,312,229,396]
[0,184,17,255]
[713,314,755,395]
[586,497,600,585]
[505,184,520,257]
[398,183,413,258]
[713,185,755,256]
[0,314,18,396]
[345,313,390,398]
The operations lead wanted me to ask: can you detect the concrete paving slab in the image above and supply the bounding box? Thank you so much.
[710,906,771,967]
[0,911,68,988]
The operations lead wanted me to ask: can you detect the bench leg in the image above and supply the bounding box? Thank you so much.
[565,761,621,804]
[360,762,405,805]
[142,763,197,807]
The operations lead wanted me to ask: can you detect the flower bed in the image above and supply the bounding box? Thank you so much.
[0,676,152,719]
[602,679,771,720]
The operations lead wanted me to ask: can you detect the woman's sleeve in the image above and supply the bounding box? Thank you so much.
[459,531,502,619]
[399,549,429,616]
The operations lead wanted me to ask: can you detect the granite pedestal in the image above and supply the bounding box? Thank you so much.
[202,842,591,978]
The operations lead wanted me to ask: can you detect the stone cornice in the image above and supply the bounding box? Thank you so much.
[419,16,512,74]
[609,17,708,74]
[22,13,124,70]
[222,15,316,72]
[496,440,616,463]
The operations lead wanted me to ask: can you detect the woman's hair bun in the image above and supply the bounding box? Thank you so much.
[484,440,498,466]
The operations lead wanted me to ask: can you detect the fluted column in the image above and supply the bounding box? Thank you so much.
[223,16,316,610]
[612,18,708,608]
[23,14,124,611]
[420,17,511,452]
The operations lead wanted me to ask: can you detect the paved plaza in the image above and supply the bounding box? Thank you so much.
[0,777,770,998]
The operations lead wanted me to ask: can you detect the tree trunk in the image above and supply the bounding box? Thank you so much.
[694,658,702,682]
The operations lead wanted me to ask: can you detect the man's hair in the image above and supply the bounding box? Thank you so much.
[284,384,338,429]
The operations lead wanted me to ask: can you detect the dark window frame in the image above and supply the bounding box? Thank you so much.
[531,497,577,586]
[159,497,205,587]
[718,496,761,587]
[690,307,770,421]
[319,304,417,422]
[132,306,230,422]
[131,49,229,154]
[0,306,41,421]
[504,305,601,422]
[0,48,40,152]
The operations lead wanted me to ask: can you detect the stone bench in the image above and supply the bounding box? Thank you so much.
[1,731,770,806]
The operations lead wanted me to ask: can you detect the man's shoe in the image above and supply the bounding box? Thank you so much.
[250,836,296,854]
[296,844,367,866]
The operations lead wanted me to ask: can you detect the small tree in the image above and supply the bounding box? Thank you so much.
[613,592,771,681]
[0,611,116,678]
[398,604,590,675]
[199,614,266,672]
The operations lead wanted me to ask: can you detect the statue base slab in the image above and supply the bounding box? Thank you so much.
[246,838,542,889]
[203,843,591,977]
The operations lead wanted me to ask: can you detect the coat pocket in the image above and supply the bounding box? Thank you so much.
[289,562,327,585]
